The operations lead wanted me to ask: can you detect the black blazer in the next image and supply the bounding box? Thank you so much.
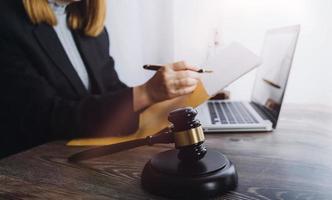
[0,1,139,157]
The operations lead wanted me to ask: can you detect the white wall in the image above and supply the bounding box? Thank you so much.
[218,0,332,107]
[106,0,332,107]
[106,0,174,86]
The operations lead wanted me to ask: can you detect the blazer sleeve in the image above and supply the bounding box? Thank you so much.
[100,28,128,92]
[0,37,139,142]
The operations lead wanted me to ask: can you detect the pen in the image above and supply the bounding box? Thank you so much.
[143,65,213,73]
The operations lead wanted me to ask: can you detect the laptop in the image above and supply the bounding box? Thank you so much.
[197,25,301,132]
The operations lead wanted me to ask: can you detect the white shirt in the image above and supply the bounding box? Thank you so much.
[49,1,91,90]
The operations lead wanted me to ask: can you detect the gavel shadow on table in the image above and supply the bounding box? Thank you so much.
[69,107,238,199]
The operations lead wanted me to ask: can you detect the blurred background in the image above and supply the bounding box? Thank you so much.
[106,0,332,107]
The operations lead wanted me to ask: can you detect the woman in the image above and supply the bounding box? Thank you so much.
[0,0,200,157]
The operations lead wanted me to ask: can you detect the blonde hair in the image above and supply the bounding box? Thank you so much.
[23,0,106,37]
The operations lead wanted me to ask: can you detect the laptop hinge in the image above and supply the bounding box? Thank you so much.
[250,102,278,128]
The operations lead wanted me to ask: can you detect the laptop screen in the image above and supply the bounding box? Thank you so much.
[251,25,300,128]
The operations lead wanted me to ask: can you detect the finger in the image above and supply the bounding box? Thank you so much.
[174,78,198,88]
[162,63,173,70]
[172,61,200,72]
[175,85,197,96]
[174,70,201,80]
[172,61,187,71]
[184,65,200,71]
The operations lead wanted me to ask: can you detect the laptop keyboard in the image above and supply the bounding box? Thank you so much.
[208,102,259,125]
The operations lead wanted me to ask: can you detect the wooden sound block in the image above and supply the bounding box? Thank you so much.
[141,149,238,198]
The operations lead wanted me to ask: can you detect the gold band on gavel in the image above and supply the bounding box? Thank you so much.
[174,127,205,148]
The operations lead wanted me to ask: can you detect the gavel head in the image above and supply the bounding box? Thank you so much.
[168,107,207,162]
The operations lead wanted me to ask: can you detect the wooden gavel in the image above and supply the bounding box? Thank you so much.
[69,107,207,163]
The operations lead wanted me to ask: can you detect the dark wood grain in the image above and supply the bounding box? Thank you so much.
[1,104,332,200]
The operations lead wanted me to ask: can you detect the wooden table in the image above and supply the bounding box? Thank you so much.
[1,104,332,200]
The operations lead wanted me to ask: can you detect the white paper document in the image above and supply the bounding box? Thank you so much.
[201,42,261,96]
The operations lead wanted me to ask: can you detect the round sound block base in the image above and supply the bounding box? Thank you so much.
[141,149,238,198]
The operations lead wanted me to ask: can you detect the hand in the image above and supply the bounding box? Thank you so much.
[133,61,200,111]
[145,61,200,101]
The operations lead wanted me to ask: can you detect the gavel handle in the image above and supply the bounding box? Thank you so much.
[68,128,173,162]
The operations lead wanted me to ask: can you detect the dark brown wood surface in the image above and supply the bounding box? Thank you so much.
[1,104,332,200]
